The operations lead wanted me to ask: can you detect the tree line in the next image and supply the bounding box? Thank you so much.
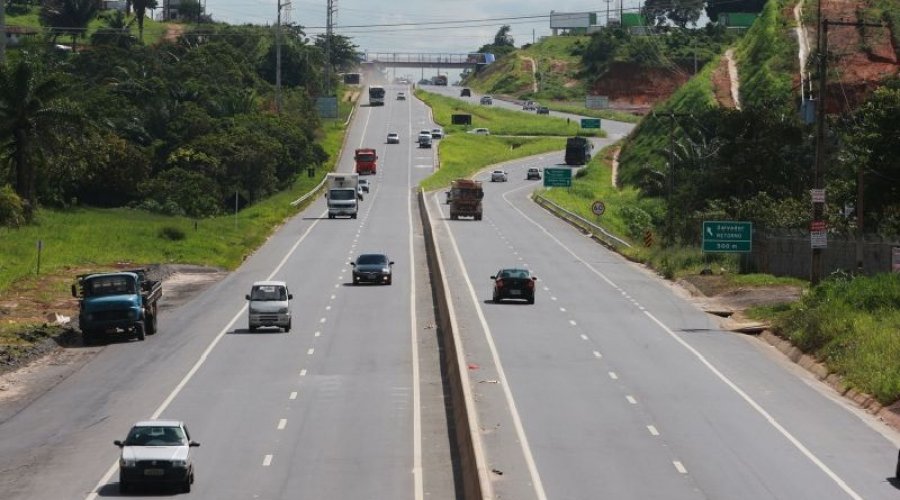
[0,15,359,226]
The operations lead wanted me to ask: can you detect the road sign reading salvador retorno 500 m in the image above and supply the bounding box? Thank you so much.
[702,221,752,253]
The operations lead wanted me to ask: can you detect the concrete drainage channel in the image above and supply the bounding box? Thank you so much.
[417,190,491,499]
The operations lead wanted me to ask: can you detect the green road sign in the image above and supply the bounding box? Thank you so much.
[543,168,572,187]
[580,118,601,129]
[702,221,752,252]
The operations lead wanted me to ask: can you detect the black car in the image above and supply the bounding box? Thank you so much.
[351,253,394,285]
[536,106,550,114]
[460,88,471,97]
[491,268,537,304]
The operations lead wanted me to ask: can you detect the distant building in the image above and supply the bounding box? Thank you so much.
[102,0,127,11]
[163,0,187,20]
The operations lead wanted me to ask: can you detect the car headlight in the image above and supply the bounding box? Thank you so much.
[120,458,135,467]
[382,268,390,273]
[172,460,188,468]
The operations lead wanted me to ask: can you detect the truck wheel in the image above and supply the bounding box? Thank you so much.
[249,325,258,333]
[351,213,357,219]
[328,214,334,219]
[475,214,482,221]
[145,314,157,335]
[82,331,95,346]
[284,321,291,333]
[134,323,145,341]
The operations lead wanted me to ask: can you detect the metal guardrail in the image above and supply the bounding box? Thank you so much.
[290,101,358,207]
[533,193,632,249]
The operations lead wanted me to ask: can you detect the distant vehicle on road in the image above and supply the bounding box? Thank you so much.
[418,133,433,148]
[564,136,593,165]
[246,281,292,332]
[351,253,394,285]
[480,95,493,105]
[449,179,484,220]
[526,168,542,180]
[431,128,444,139]
[432,75,448,86]
[491,268,537,304]
[460,88,472,97]
[368,85,385,106]
[115,420,199,494]
[354,148,378,175]
[386,132,400,144]
[523,100,536,111]
[359,178,370,193]
[397,92,406,100]
[536,106,550,114]
[326,173,359,219]
[468,128,490,135]
[491,170,508,182]
[73,269,161,344]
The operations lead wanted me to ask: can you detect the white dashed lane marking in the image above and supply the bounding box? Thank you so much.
[307,348,315,355]
[263,455,273,467]
[300,369,307,377]
[647,425,659,436]
[608,371,618,380]
[673,461,687,474]
[315,331,321,337]
[593,351,602,359]
[278,419,287,430]
[626,396,637,405]
[569,320,577,326]
[580,334,588,341]
[289,392,298,400]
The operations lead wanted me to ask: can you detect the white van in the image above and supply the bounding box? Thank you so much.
[246,281,292,332]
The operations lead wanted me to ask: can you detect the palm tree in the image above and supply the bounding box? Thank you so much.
[132,0,158,42]
[0,59,79,219]
[91,10,137,48]
[40,0,100,50]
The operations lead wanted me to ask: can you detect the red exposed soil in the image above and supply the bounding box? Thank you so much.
[818,0,898,112]
[520,58,534,73]
[589,62,694,113]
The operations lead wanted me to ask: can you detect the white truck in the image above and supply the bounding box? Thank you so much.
[326,173,360,219]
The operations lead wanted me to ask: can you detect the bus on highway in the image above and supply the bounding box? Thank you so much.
[368,85,385,106]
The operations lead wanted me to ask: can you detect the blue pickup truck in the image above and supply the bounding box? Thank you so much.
[72,269,162,345]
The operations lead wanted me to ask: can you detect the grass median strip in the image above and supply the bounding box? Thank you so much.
[415,89,604,138]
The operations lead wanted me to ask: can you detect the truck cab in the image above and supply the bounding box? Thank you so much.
[73,270,161,344]
[354,148,378,175]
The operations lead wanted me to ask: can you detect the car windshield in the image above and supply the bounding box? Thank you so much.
[357,254,387,266]
[125,426,186,446]
[330,190,356,200]
[499,269,530,279]
[85,276,136,296]
[356,153,375,162]
[250,285,287,301]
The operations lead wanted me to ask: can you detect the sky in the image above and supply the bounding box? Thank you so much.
[201,0,648,54]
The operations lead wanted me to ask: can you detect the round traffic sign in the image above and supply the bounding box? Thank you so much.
[591,200,606,216]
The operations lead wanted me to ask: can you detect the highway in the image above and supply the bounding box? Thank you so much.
[0,86,458,500]
[426,131,900,499]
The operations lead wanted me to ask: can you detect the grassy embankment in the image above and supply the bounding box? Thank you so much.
[464,36,641,123]
[764,273,900,405]
[0,96,356,295]
[415,89,593,191]
[5,7,173,45]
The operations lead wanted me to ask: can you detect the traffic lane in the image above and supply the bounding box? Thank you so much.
[492,173,900,497]
[439,193,713,499]
[419,84,635,141]
[0,194,338,499]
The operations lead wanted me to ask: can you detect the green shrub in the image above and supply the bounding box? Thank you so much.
[0,185,25,228]
[158,226,186,241]
[619,205,653,239]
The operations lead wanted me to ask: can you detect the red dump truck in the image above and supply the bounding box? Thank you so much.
[354,148,378,175]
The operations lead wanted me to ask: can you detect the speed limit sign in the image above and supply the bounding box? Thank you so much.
[591,200,606,216]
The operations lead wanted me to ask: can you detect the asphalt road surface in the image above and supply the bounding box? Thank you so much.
[427,144,900,500]
[0,85,458,500]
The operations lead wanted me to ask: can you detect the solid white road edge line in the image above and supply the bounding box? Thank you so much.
[433,192,547,500]
[85,211,326,500]
[500,181,865,500]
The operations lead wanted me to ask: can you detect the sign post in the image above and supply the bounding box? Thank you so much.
[702,221,752,253]
[543,168,572,188]
[591,200,605,222]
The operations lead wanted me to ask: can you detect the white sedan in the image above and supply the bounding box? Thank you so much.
[468,128,490,135]
[115,420,199,494]
[490,170,508,182]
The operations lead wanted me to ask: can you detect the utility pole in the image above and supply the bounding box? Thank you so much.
[811,18,884,282]
[324,0,336,97]
[604,0,612,25]
[275,0,291,113]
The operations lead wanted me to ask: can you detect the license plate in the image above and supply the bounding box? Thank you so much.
[144,469,164,476]
[509,290,522,296]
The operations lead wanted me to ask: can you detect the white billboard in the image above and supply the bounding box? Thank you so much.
[550,11,594,29]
